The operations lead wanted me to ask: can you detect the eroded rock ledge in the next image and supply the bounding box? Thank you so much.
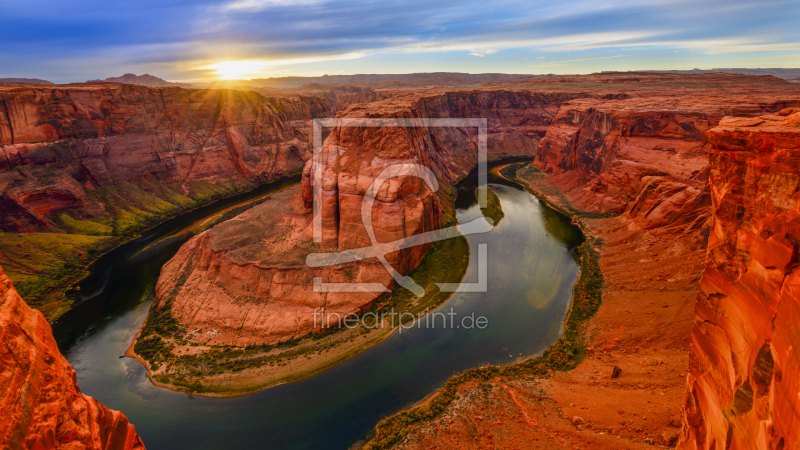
[0,265,145,449]
[680,110,800,450]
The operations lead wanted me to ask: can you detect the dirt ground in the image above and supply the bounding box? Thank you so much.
[391,173,707,449]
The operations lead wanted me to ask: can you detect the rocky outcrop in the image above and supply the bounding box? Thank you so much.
[534,94,800,236]
[154,102,464,345]
[679,109,800,450]
[155,186,400,345]
[0,264,144,449]
[0,85,330,232]
[153,88,598,346]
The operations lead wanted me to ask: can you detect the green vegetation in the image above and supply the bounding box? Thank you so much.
[135,233,472,395]
[56,212,114,235]
[362,241,603,450]
[477,186,504,226]
[511,163,618,219]
[361,165,604,450]
[0,170,258,321]
[0,232,117,318]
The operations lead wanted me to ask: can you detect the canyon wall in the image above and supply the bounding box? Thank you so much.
[0,84,330,311]
[534,94,800,235]
[0,264,144,449]
[0,85,329,232]
[151,88,613,347]
[679,110,800,450]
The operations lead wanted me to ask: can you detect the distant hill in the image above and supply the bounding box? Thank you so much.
[244,72,532,89]
[0,78,53,85]
[601,68,800,83]
[88,73,194,88]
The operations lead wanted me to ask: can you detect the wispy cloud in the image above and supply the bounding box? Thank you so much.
[1,0,798,82]
[531,54,628,68]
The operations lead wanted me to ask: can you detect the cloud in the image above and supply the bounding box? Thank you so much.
[199,51,369,78]
[2,0,798,82]
[530,54,628,68]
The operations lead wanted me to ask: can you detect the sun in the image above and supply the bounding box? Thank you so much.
[206,60,270,80]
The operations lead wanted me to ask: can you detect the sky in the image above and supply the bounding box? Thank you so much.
[1,0,799,83]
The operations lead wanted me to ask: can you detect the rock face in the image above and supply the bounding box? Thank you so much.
[156,186,401,345]
[679,110,800,450]
[0,265,144,449]
[153,89,579,346]
[534,94,800,234]
[0,85,328,232]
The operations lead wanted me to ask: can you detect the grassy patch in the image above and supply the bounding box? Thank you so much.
[1,174,259,321]
[135,232,471,395]
[478,187,504,226]
[0,232,116,316]
[56,212,114,235]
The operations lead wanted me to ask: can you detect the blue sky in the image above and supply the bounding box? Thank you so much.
[2,0,799,83]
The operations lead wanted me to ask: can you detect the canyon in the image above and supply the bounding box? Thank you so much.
[0,265,144,450]
[0,83,327,316]
[1,72,799,449]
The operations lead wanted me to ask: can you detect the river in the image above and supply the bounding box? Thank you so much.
[52,168,583,450]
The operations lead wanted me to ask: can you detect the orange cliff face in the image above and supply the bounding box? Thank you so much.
[680,110,800,449]
[0,264,144,449]
[534,94,800,238]
[151,90,564,346]
[0,84,328,232]
[154,102,463,346]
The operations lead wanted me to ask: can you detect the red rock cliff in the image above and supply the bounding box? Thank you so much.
[534,94,800,235]
[0,85,329,232]
[680,110,800,449]
[0,264,144,449]
[154,88,576,346]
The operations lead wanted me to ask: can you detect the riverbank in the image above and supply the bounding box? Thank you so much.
[362,162,705,449]
[129,223,472,397]
[3,174,301,321]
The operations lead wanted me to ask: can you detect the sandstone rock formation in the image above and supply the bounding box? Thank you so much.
[151,86,613,347]
[679,109,800,450]
[154,102,470,346]
[156,185,406,345]
[0,264,144,449]
[534,94,800,235]
[0,84,329,232]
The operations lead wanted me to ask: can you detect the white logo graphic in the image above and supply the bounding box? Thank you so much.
[306,118,490,296]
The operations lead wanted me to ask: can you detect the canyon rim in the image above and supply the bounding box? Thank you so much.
[2,4,800,447]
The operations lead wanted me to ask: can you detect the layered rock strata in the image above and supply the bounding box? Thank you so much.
[679,110,800,450]
[156,103,472,345]
[0,265,144,449]
[152,87,622,346]
[0,85,328,232]
[534,95,800,235]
